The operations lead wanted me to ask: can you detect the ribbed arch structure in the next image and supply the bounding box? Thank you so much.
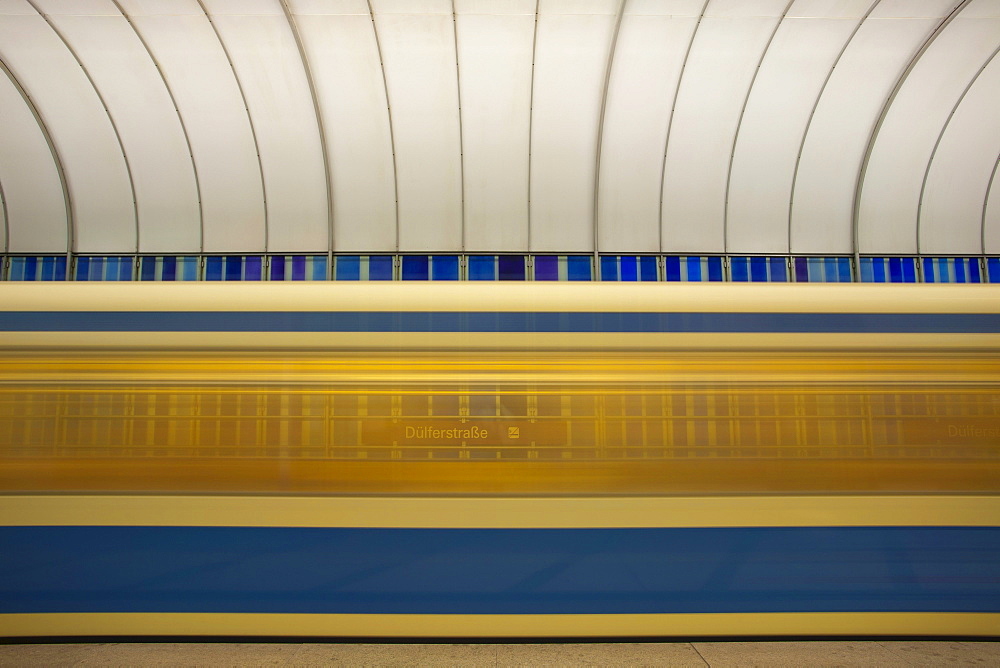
[0,0,998,257]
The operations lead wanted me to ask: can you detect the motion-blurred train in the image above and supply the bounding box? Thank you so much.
[0,282,998,638]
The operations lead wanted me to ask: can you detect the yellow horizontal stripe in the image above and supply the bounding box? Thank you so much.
[3,495,998,529]
[3,612,998,638]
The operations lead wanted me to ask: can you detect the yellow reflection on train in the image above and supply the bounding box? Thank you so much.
[1,351,998,494]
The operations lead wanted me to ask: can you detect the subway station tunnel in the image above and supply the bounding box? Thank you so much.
[0,0,999,643]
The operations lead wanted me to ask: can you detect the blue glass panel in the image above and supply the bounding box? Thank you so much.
[888,257,902,283]
[707,257,723,281]
[686,257,701,282]
[336,256,360,280]
[620,256,638,281]
[181,258,198,281]
[118,258,132,280]
[402,256,429,280]
[922,258,935,283]
[567,256,591,281]
[270,256,286,281]
[369,256,393,280]
[664,256,681,281]
[223,256,240,281]
[860,258,873,282]
[312,256,328,280]
[970,259,981,284]
[902,258,916,283]
[158,256,175,282]
[206,256,223,281]
[750,257,767,282]
[989,258,1000,283]
[140,257,156,281]
[498,256,524,281]
[731,257,749,282]
[837,257,852,282]
[245,256,262,281]
[292,256,306,281]
[91,257,105,281]
[600,256,618,281]
[42,257,58,281]
[432,256,459,280]
[75,257,90,281]
[468,256,495,280]
[794,258,809,282]
[535,256,558,281]
[639,256,658,281]
[768,257,787,282]
[25,257,38,280]
[954,258,966,284]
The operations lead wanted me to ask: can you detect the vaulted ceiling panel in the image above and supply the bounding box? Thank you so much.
[0,1,134,253]
[529,0,618,252]
[118,0,265,253]
[859,1,1000,255]
[455,0,534,253]
[597,0,701,254]
[920,46,1000,255]
[727,0,873,254]
[0,67,66,253]
[373,0,463,252]
[202,0,328,253]
[660,0,787,254]
[290,0,396,253]
[35,0,201,254]
[791,1,957,255]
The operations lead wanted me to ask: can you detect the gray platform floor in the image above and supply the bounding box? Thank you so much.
[0,640,998,667]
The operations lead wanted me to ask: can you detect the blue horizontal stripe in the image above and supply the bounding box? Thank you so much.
[1,526,997,615]
[1,312,998,334]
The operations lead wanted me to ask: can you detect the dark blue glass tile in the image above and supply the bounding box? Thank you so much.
[292,256,306,281]
[270,256,286,281]
[75,257,90,281]
[468,256,495,280]
[795,257,809,282]
[838,257,852,282]
[140,257,156,281]
[922,258,935,283]
[686,257,702,282]
[161,256,177,281]
[23,257,38,281]
[639,256,658,281]
[768,257,787,282]
[54,256,67,281]
[620,256,638,281]
[888,257,902,283]
[902,258,916,283]
[600,256,618,281]
[970,259,981,284]
[567,256,591,281]
[731,257,749,282]
[707,257,723,281]
[535,256,558,281]
[750,257,767,282]
[335,256,360,280]
[118,258,132,280]
[206,257,223,281]
[954,258,966,284]
[369,256,393,280]
[432,256,459,280]
[664,256,681,281]
[402,256,429,280]
[245,256,262,281]
[497,255,525,281]
[90,257,104,281]
[989,258,1000,283]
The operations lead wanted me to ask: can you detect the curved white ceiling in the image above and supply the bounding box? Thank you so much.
[0,0,998,256]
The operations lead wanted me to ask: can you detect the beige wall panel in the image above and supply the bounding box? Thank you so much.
[529,0,618,252]
[202,3,329,253]
[920,51,1000,255]
[374,1,463,252]
[859,10,1000,254]
[660,4,785,253]
[0,10,133,253]
[290,3,397,252]
[0,70,66,253]
[791,14,944,254]
[118,0,265,253]
[456,1,534,252]
[597,6,700,253]
[728,10,868,254]
[35,2,200,253]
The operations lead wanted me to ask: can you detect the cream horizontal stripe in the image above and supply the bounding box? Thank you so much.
[2,612,997,638]
[0,282,998,314]
[3,495,998,529]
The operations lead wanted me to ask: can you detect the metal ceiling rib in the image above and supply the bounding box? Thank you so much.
[0,54,73,261]
[450,0,466,253]
[526,0,540,252]
[984,153,1000,254]
[592,0,627,262]
[0,176,7,256]
[366,0,401,254]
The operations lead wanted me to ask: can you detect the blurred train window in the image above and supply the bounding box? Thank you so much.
[468,256,526,280]
[534,255,593,281]
[139,256,199,281]
[334,255,394,280]
[599,256,659,281]
[269,255,328,280]
[859,257,918,282]
[401,255,460,280]
[663,256,724,281]
[730,256,788,282]
[922,257,982,283]
[74,256,134,281]
[6,256,67,281]
[793,257,852,282]
[205,256,263,281]
[988,257,1000,282]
